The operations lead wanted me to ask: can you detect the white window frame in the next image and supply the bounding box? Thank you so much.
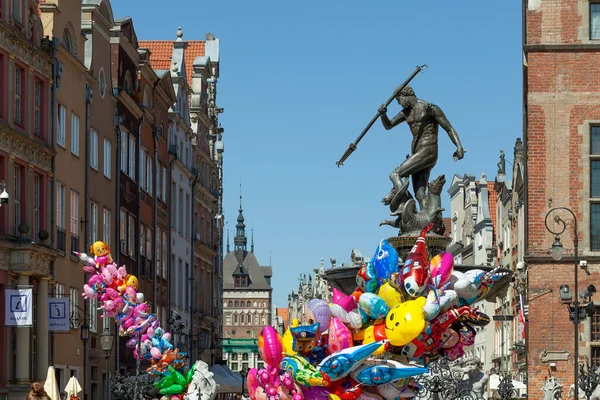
[57,105,66,147]
[128,213,135,258]
[14,66,22,125]
[89,297,98,333]
[140,147,146,191]
[146,155,153,196]
[34,79,41,136]
[119,208,127,254]
[90,202,98,243]
[69,288,78,329]
[120,130,127,173]
[103,139,111,179]
[71,114,80,156]
[13,165,21,235]
[57,183,65,229]
[90,129,98,170]
[591,3,600,40]
[103,209,111,247]
[70,191,79,238]
[128,134,135,180]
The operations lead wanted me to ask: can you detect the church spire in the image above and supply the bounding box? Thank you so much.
[234,183,247,261]
[251,225,254,253]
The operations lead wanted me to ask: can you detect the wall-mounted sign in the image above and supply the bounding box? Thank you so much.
[48,297,70,332]
[5,288,33,327]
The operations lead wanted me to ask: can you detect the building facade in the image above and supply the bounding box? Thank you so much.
[448,174,496,375]
[525,1,600,397]
[0,1,57,398]
[222,199,272,372]
[141,30,223,365]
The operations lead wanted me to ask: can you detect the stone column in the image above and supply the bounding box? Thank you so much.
[36,277,49,380]
[15,274,31,383]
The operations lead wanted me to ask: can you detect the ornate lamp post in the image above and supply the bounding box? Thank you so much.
[544,207,597,399]
[100,327,114,400]
[240,367,249,397]
[578,361,600,400]
[81,322,89,400]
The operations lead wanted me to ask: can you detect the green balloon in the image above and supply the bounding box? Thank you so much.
[187,367,195,384]
[159,384,184,396]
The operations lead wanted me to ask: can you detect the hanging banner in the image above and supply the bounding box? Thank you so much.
[48,297,70,332]
[5,288,33,327]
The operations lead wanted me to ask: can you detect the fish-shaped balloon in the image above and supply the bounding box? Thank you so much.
[319,341,387,381]
[399,224,433,297]
[281,354,331,387]
[429,252,454,288]
[371,239,399,287]
[351,359,428,386]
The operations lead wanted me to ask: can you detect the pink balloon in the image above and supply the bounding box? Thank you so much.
[430,252,454,288]
[332,288,358,312]
[258,326,284,367]
[328,317,353,353]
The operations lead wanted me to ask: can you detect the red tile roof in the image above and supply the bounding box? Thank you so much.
[442,217,452,237]
[487,182,498,236]
[138,40,205,84]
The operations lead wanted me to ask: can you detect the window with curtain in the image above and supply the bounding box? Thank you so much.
[90,130,98,169]
[103,139,111,179]
[90,202,98,243]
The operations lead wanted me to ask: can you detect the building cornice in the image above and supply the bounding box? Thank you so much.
[524,44,600,53]
[0,27,52,78]
[118,92,143,119]
[0,123,54,173]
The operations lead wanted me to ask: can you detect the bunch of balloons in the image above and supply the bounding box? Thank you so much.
[76,241,208,400]
[248,223,502,400]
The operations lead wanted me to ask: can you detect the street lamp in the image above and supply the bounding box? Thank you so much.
[100,327,114,400]
[544,207,597,400]
[240,367,249,397]
[81,322,89,400]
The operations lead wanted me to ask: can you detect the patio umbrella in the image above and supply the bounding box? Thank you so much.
[44,366,61,400]
[64,376,82,398]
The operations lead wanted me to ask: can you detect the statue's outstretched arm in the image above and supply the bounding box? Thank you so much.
[432,105,465,160]
[379,105,407,130]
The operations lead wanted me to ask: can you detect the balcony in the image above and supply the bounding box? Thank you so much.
[57,228,66,252]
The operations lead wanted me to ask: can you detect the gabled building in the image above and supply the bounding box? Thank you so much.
[141,30,223,365]
[222,197,272,372]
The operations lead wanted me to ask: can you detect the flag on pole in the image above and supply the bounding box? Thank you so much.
[518,293,526,339]
[5,288,33,326]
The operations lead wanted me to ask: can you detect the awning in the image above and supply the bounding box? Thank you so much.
[221,364,243,383]
[489,374,527,391]
[210,365,241,393]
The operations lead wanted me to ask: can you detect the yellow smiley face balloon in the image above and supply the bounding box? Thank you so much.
[384,297,427,346]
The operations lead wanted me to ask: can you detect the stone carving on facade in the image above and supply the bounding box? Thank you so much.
[0,30,52,77]
[542,376,563,400]
[540,349,570,363]
[458,356,489,399]
[0,131,53,172]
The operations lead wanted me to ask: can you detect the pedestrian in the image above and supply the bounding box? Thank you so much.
[25,382,50,400]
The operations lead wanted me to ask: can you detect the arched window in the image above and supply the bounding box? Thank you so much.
[262,302,266,308]
[98,67,106,99]
[142,86,151,108]
[246,301,251,307]
[228,301,233,307]
[234,314,238,324]
[234,301,238,307]
[253,301,257,307]
[62,28,72,52]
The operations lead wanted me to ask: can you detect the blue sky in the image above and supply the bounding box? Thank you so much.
[112,1,523,307]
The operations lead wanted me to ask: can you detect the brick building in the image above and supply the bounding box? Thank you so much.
[525,0,600,397]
